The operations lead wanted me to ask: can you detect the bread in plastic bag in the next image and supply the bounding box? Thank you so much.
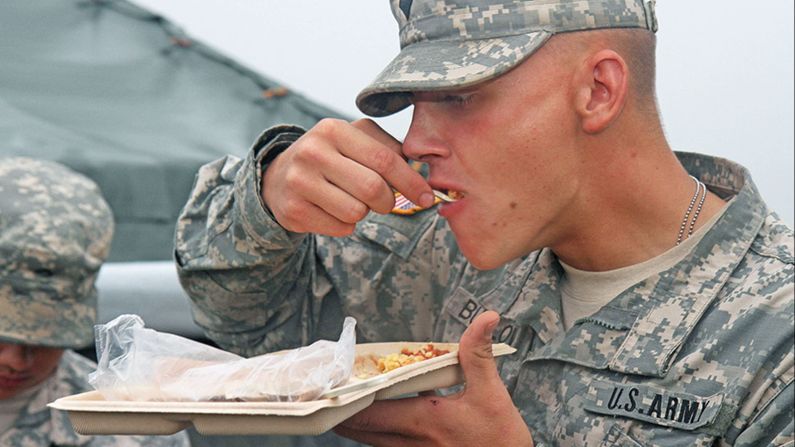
[88,314,356,402]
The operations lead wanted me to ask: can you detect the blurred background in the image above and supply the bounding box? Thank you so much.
[134,0,795,226]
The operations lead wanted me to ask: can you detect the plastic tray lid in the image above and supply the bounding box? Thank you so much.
[47,342,517,436]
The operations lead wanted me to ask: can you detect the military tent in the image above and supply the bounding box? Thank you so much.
[0,0,344,262]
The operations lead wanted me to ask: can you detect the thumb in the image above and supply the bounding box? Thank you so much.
[458,311,503,397]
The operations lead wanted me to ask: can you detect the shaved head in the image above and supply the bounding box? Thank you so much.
[543,28,658,114]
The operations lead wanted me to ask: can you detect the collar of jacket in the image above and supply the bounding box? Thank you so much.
[10,351,93,446]
[522,152,767,378]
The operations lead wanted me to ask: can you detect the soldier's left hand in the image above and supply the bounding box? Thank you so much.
[333,311,534,447]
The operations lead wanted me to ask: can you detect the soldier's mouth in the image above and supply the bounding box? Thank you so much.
[433,189,465,202]
[446,190,465,200]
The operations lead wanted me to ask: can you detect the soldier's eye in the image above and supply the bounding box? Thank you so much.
[442,94,475,106]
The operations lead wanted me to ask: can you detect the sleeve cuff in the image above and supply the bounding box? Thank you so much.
[235,125,307,250]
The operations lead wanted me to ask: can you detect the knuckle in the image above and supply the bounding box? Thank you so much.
[343,202,368,223]
[360,176,387,203]
[312,118,344,139]
[369,148,394,174]
[351,117,376,131]
[473,344,495,361]
[292,141,324,166]
[352,203,369,221]
[282,167,308,191]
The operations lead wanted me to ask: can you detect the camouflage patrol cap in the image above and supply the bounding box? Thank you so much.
[0,157,114,349]
[357,0,658,117]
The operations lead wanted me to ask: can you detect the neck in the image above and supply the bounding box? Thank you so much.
[551,126,726,272]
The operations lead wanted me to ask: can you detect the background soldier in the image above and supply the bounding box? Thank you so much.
[176,1,794,445]
[0,157,190,446]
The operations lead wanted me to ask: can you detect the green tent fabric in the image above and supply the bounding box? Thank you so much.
[0,0,345,261]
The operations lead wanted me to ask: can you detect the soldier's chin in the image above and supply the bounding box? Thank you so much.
[455,238,511,271]
[467,256,510,271]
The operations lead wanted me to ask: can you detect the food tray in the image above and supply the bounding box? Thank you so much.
[48,342,515,436]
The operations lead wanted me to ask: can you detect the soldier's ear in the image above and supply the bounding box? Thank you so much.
[573,49,629,134]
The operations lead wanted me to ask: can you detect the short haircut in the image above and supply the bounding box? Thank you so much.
[546,28,658,112]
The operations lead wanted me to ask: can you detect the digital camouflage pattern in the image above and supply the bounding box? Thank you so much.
[0,350,190,446]
[176,127,794,446]
[0,157,114,349]
[357,0,658,116]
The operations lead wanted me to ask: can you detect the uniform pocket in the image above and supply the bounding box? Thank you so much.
[601,424,644,447]
[353,210,436,260]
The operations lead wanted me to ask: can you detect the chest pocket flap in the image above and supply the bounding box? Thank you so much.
[354,210,437,259]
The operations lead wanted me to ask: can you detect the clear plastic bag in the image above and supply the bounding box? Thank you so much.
[88,314,356,402]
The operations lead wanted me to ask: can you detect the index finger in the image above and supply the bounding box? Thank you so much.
[338,121,433,209]
[350,119,403,155]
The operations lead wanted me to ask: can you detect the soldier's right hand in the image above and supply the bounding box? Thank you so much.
[262,118,434,237]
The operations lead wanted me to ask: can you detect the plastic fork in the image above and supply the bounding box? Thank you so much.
[433,189,457,203]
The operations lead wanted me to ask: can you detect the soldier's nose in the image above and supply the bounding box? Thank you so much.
[403,104,449,162]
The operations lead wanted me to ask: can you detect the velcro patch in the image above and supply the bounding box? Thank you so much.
[583,380,723,431]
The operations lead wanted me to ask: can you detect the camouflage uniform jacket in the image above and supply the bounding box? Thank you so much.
[176,126,794,447]
[0,350,190,447]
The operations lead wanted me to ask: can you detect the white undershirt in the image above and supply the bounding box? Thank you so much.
[560,204,728,330]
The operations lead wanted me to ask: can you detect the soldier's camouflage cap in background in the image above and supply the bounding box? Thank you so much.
[0,157,113,349]
[357,0,658,117]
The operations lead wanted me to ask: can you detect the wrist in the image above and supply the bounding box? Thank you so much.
[251,125,306,216]
[254,125,305,175]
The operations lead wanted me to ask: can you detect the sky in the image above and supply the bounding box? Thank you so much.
[133,0,794,226]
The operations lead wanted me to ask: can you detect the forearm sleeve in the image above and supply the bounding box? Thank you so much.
[175,125,464,358]
[175,125,319,356]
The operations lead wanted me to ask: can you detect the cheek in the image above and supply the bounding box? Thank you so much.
[31,351,63,382]
[507,115,575,185]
